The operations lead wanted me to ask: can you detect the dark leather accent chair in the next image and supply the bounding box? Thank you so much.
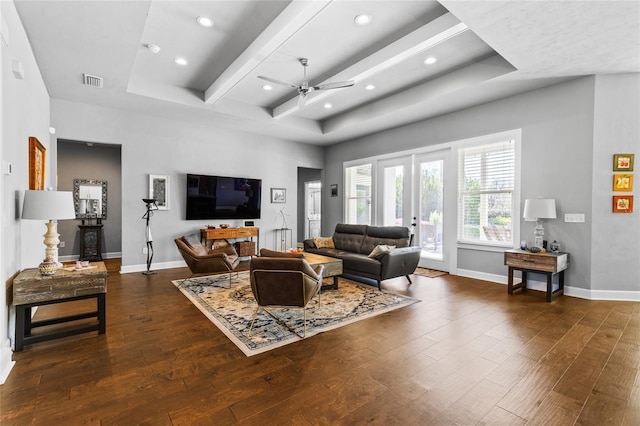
[249,251,324,338]
[175,236,240,286]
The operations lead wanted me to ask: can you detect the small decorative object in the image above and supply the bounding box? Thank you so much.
[613,173,634,191]
[271,188,286,203]
[219,224,229,228]
[613,153,634,171]
[549,240,560,253]
[613,195,634,213]
[520,240,527,250]
[527,246,542,253]
[330,184,338,197]
[39,257,57,276]
[149,174,169,210]
[29,136,46,190]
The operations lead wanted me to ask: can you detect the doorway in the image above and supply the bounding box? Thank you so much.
[305,181,321,240]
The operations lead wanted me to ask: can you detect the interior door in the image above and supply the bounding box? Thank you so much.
[304,181,321,240]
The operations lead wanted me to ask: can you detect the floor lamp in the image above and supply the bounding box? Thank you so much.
[142,198,158,275]
[22,190,76,273]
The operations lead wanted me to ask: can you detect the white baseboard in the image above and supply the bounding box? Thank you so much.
[454,269,639,302]
[0,338,15,384]
[120,260,186,274]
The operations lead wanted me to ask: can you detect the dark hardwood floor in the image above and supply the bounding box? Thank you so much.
[2,259,638,425]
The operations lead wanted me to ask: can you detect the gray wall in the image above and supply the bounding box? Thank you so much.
[324,75,639,294]
[50,99,324,271]
[57,140,122,258]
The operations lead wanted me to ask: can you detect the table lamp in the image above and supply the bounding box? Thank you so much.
[523,198,556,249]
[22,189,76,271]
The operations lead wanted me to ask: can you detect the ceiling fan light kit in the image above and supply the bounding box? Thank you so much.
[258,58,355,108]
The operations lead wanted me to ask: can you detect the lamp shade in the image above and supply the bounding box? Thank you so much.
[523,198,557,220]
[22,190,76,220]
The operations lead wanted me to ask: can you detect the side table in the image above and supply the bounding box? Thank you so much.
[13,261,107,351]
[504,249,569,302]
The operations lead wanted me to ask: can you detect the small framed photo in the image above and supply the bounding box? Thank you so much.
[271,188,286,203]
[149,174,169,210]
[613,195,633,213]
[29,136,46,190]
[613,173,634,192]
[330,184,338,197]
[613,153,634,171]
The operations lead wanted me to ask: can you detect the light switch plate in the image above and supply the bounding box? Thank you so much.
[564,213,585,223]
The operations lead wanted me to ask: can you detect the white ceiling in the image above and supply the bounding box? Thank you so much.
[13,0,640,146]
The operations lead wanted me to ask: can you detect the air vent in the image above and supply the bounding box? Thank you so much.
[83,73,103,88]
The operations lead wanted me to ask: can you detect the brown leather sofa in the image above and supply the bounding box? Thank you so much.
[303,224,421,290]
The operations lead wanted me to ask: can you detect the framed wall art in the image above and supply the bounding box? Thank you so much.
[612,195,634,213]
[28,136,46,190]
[613,173,634,192]
[330,184,338,197]
[613,153,634,171]
[149,174,169,210]
[271,188,286,203]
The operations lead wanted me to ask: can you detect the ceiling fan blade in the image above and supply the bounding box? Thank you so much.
[257,75,298,89]
[313,80,355,91]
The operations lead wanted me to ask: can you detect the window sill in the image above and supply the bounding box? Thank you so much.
[457,241,513,253]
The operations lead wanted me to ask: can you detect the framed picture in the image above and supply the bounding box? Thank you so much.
[612,195,634,213]
[28,136,46,190]
[613,153,634,171]
[271,188,286,203]
[613,173,634,191]
[149,174,169,210]
[330,184,338,197]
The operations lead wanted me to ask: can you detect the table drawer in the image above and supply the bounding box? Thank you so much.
[505,252,559,272]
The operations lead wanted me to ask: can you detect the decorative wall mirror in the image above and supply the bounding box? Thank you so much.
[73,179,107,220]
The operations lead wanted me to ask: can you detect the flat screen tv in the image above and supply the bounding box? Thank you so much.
[186,173,262,220]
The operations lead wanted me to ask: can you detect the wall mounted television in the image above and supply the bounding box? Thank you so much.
[186,173,262,220]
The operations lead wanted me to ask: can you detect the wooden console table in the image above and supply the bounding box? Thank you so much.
[13,262,107,351]
[504,249,569,302]
[200,227,259,255]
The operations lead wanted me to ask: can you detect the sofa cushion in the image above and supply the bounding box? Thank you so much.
[368,244,396,259]
[332,224,367,252]
[361,225,410,254]
[313,237,335,249]
[260,248,305,258]
[340,252,382,276]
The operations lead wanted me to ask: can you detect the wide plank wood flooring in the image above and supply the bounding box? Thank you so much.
[1,259,638,425]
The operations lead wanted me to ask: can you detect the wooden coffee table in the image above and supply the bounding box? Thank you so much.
[304,252,343,290]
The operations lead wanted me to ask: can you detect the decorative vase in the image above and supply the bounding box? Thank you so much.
[39,257,58,276]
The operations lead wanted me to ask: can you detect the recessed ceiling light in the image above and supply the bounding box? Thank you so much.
[424,56,438,65]
[196,16,214,28]
[146,44,161,54]
[324,103,333,109]
[174,57,188,66]
[354,14,372,26]
[365,84,375,91]
[262,84,273,91]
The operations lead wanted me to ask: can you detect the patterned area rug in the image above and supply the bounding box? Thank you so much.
[172,272,420,356]
[414,267,448,278]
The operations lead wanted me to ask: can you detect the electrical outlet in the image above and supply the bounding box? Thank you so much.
[59,241,65,248]
[142,247,148,255]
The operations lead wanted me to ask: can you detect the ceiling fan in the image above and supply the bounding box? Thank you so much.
[258,58,355,107]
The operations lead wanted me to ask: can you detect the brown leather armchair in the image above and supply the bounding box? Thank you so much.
[248,254,324,338]
[175,236,240,286]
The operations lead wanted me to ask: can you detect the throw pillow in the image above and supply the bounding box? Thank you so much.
[313,237,335,249]
[260,248,305,258]
[182,233,202,249]
[368,244,396,259]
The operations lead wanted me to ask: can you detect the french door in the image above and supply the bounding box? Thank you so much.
[377,152,449,271]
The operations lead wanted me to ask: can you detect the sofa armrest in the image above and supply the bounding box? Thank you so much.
[303,238,317,250]
[378,246,422,280]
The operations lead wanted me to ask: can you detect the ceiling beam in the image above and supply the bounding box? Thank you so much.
[271,12,469,119]
[203,0,333,105]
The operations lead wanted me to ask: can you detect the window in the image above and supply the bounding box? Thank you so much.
[345,164,372,224]
[458,140,515,246]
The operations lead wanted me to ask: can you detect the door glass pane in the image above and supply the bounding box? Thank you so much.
[419,159,443,259]
[383,165,403,226]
